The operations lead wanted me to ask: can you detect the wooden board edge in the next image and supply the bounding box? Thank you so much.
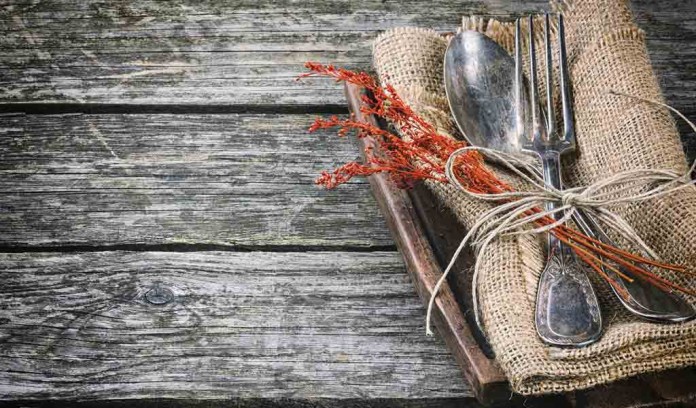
[344,83,509,406]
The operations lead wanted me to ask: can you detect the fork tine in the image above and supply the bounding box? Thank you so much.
[527,15,540,142]
[557,13,574,142]
[543,13,556,139]
[514,18,525,140]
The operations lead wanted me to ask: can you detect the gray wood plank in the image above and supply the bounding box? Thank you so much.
[0,400,480,408]
[0,0,547,106]
[0,1,693,118]
[631,4,696,161]
[0,250,472,401]
[0,112,393,247]
[0,1,693,153]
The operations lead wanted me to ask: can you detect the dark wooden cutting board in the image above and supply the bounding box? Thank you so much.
[344,83,696,408]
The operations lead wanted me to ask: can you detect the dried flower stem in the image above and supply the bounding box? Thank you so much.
[299,62,693,296]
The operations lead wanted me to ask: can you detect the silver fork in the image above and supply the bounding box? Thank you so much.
[515,14,602,346]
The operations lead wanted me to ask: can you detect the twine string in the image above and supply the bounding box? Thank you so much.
[424,92,696,336]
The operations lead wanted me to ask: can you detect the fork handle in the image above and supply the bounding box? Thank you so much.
[540,151,563,248]
[536,150,602,346]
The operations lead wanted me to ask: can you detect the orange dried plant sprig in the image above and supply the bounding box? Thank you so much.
[299,62,694,296]
[299,63,506,192]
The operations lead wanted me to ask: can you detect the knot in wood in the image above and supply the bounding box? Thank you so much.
[145,285,174,305]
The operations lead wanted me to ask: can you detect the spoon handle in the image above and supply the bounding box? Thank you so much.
[525,160,694,322]
[571,210,695,322]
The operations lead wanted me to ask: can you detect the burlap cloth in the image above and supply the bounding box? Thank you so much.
[372,0,696,395]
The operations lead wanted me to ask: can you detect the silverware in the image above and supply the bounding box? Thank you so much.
[445,27,600,345]
[572,213,694,322]
[515,14,602,346]
[443,31,527,156]
[443,19,694,342]
[514,14,692,324]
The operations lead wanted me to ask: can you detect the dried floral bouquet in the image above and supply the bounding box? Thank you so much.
[299,62,695,300]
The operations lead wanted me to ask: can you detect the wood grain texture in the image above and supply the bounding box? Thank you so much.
[1,1,695,406]
[0,250,473,401]
[345,83,510,406]
[0,112,392,248]
[0,0,541,107]
[0,399,485,408]
[631,3,696,160]
[1,0,693,157]
[0,1,692,113]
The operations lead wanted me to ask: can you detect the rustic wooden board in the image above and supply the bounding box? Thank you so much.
[345,83,696,407]
[0,112,393,248]
[0,0,544,107]
[1,0,693,156]
[0,250,473,402]
[343,84,510,406]
[1,1,695,406]
[0,400,481,408]
[1,1,690,112]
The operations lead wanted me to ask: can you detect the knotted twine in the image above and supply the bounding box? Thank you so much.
[373,0,696,394]
[425,91,696,336]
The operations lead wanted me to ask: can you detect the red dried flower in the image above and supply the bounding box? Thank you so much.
[298,62,694,296]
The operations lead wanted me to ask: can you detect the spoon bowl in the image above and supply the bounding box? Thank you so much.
[444,31,528,154]
[443,29,694,329]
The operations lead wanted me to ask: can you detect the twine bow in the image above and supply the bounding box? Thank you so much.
[425,92,696,336]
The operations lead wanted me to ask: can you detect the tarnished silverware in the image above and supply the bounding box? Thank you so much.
[443,30,527,155]
[444,19,694,345]
[516,14,602,346]
[572,212,694,322]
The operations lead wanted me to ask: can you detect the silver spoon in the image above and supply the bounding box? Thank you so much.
[447,27,602,347]
[443,30,694,328]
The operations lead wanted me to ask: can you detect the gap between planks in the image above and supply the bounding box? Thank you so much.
[0,243,397,254]
[0,103,349,115]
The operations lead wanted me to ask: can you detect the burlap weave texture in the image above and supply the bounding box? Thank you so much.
[372,0,696,395]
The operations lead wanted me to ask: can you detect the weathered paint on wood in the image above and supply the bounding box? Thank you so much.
[0,250,472,401]
[1,0,693,157]
[0,400,482,408]
[0,113,392,248]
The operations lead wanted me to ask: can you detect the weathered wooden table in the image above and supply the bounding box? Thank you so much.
[0,1,694,407]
